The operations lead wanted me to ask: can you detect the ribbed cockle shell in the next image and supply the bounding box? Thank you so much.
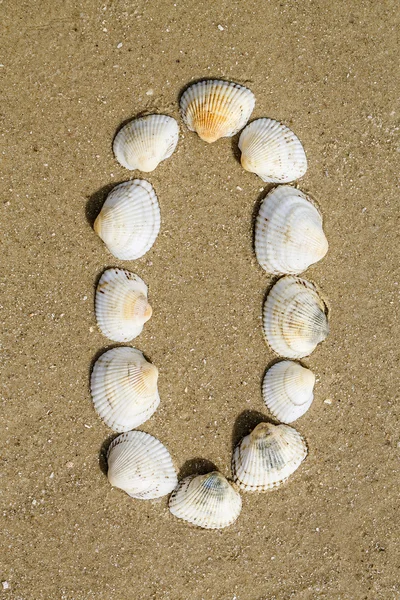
[238,118,307,183]
[262,360,315,423]
[169,471,242,529]
[232,422,307,491]
[91,347,159,432]
[113,114,179,172]
[180,80,255,143]
[94,179,160,260]
[263,275,329,359]
[107,431,177,499]
[255,186,328,275]
[95,268,152,342]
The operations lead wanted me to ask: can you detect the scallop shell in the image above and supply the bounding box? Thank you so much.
[107,430,177,499]
[113,115,179,172]
[232,422,307,491]
[94,179,160,260]
[180,80,255,143]
[238,118,307,183]
[262,361,315,423]
[95,268,152,342]
[255,186,328,275]
[91,347,159,432]
[263,275,329,359]
[169,471,242,529]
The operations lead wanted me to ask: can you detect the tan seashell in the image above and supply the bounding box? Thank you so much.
[90,347,159,432]
[180,80,255,143]
[94,179,160,260]
[169,471,242,529]
[263,275,329,359]
[107,431,177,499]
[262,360,315,423]
[232,422,307,491]
[95,268,152,342]
[238,118,307,183]
[113,114,179,172]
[255,186,328,275]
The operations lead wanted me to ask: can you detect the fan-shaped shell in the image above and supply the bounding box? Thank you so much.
[94,179,160,260]
[262,361,315,423]
[107,431,177,499]
[238,118,307,183]
[232,422,307,491]
[255,186,328,275]
[263,275,329,359]
[95,268,152,342]
[180,80,255,143]
[113,115,179,172]
[169,471,242,529]
[90,347,159,432]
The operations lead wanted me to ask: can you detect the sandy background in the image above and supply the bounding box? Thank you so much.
[1,0,399,598]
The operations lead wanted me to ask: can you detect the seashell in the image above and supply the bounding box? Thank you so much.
[180,80,255,143]
[255,186,328,275]
[94,179,160,260]
[169,471,242,529]
[113,114,179,172]
[263,275,329,359]
[232,422,307,491]
[107,430,177,499]
[238,118,307,183]
[95,268,152,342]
[90,347,159,432]
[262,360,315,423]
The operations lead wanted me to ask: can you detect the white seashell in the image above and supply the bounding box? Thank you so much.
[91,347,159,432]
[113,115,179,172]
[107,430,177,499]
[263,275,329,359]
[94,179,160,260]
[255,186,328,275]
[238,118,307,183]
[232,422,307,491]
[180,80,255,143]
[169,471,242,529]
[95,268,152,342]
[262,360,315,423]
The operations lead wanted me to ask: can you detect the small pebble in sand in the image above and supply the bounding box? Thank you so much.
[117,42,123,49]
[66,461,74,469]
[217,24,224,31]
[324,398,332,405]
[146,89,154,96]
[2,581,9,590]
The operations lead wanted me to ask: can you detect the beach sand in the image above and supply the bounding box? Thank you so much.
[1,0,399,598]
